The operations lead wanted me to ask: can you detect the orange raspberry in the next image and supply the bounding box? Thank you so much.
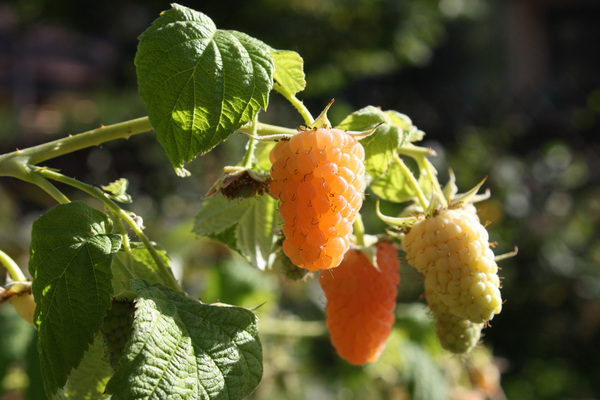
[319,241,400,365]
[270,128,365,271]
[402,207,502,323]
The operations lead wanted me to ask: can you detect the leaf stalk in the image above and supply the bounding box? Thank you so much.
[0,249,27,282]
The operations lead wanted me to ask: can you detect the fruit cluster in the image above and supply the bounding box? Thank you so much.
[101,299,135,369]
[270,128,365,271]
[319,241,400,365]
[402,207,502,327]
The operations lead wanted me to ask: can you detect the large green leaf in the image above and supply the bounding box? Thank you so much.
[28,201,122,398]
[105,280,262,400]
[135,3,275,174]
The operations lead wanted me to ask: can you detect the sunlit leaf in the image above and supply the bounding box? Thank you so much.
[135,3,274,174]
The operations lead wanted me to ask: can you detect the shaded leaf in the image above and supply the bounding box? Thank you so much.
[112,244,174,295]
[236,194,279,270]
[66,334,112,400]
[193,194,251,237]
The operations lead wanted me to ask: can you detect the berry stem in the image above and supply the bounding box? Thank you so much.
[111,212,135,276]
[393,154,429,210]
[34,168,183,292]
[235,122,297,137]
[396,144,436,158]
[0,249,27,282]
[423,158,448,209]
[275,87,314,125]
[23,171,71,204]
[242,114,259,168]
[353,213,366,247]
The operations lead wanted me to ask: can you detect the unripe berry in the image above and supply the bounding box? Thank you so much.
[319,241,400,365]
[402,208,502,323]
[270,128,365,271]
[426,286,482,354]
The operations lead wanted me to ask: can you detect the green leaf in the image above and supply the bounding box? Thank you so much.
[28,201,122,398]
[207,225,240,254]
[337,106,402,178]
[236,194,279,270]
[25,332,47,400]
[369,156,432,203]
[101,178,132,204]
[271,50,306,96]
[135,3,275,174]
[193,194,252,237]
[337,105,387,132]
[254,140,276,172]
[384,110,425,143]
[112,244,174,294]
[66,333,112,400]
[195,194,280,269]
[105,280,262,400]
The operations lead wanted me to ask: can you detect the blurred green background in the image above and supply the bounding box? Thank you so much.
[1,0,600,399]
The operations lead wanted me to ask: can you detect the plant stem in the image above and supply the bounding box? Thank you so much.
[0,249,27,282]
[396,144,436,159]
[236,122,297,137]
[274,87,314,125]
[353,213,366,247]
[36,168,182,292]
[22,117,152,165]
[394,154,429,210]
[423,158,448,209]
[242,114,259,168]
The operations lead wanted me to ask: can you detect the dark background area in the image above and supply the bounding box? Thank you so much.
[1,0,600,399]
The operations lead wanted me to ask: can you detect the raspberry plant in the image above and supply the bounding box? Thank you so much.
[0,4,514,399]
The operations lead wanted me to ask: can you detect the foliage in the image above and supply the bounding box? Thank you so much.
[0,3,517,400]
